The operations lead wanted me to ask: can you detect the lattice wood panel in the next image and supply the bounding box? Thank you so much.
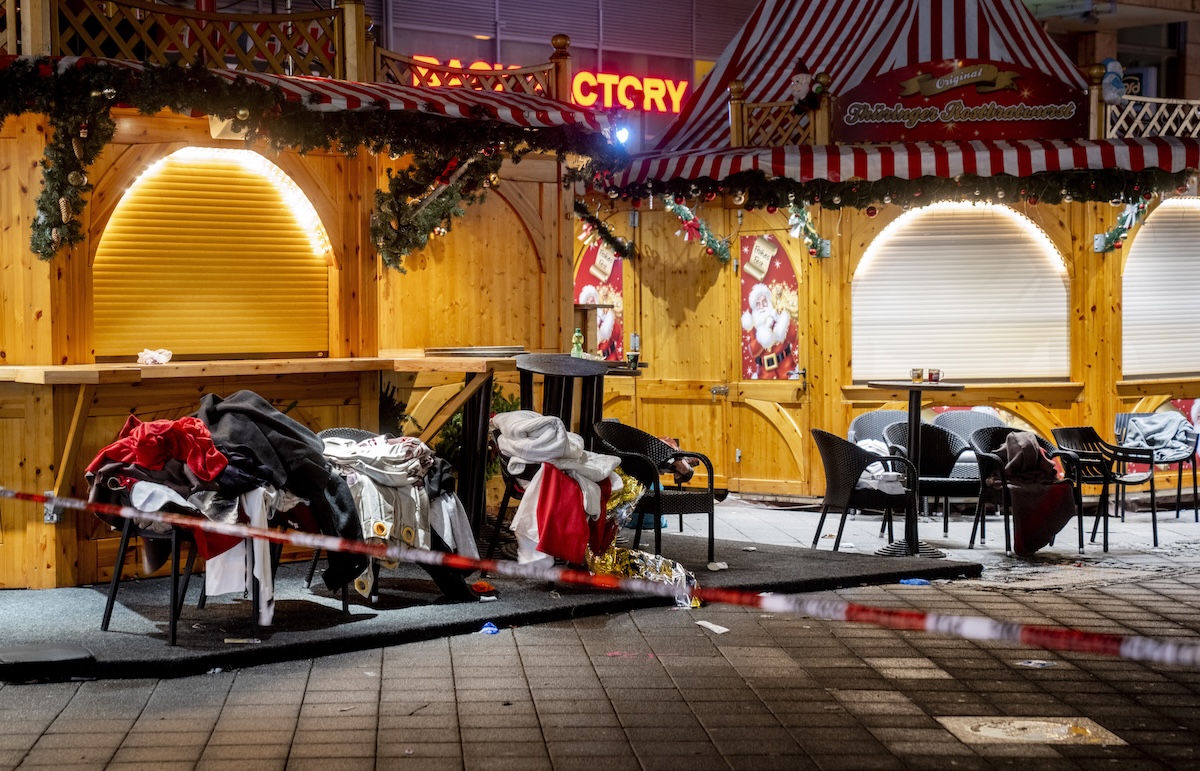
[0,0,8,55]
[1107,96,1200,139]
[376,48,553,96]
[744,102,813,147]
[54,0,343,77]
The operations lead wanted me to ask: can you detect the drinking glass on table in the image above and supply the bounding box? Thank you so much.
[910,368,924,383]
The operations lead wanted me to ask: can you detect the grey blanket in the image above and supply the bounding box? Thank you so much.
[1124,412,1193,462]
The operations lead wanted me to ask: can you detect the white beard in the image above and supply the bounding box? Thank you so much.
[597,309,615,342]
[753,307,790,350]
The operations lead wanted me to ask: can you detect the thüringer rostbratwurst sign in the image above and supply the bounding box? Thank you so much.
[832,59,1087,143]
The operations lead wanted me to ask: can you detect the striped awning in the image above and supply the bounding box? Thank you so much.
[615,137,1200,187]
[48,56,610,133]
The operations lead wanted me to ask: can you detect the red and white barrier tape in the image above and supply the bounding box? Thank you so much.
[7,487,1200,668]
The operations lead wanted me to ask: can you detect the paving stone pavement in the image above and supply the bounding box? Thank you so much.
[4,497,1200,770]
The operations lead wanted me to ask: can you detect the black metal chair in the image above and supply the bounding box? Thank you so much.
[933,409,1006,480]
[883,421,982,538]
[486,354,609,563]
[1053,426,1156,551]
[101,518,199,647]
[970,426,1085,555]
[847,409,909,444]
[1115,412,1200,521]
[592,420,717,563]
[810,428,917,552]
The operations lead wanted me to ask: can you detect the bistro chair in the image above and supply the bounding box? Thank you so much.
[486,354,609,563]
[810,428,916,552]
[592,420,717,563]
[969,426,1085,555]
[883,421,982,538]
[1115,412,1200,521]
[1052,426,1156,551]
[933,409,1006,480]
[847,409,909,444]
[101,517,200,647]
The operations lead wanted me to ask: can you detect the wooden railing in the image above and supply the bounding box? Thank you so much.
[728,76,831,147]
[375,34,571,99]
[1106,95,1200,139]
[53,0,344,77]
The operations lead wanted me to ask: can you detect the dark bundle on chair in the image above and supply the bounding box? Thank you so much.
[592,421,717,563]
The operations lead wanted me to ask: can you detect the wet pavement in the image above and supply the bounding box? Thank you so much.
[2,496,1200,770]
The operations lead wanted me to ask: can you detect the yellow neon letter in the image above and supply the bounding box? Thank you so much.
[665,79,689,113]
[573,71,599,107]
[642,77,667,112]
[596,73,621,108]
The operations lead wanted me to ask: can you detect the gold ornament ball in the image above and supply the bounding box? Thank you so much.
[235,107,251,121]
[67,171,88,187]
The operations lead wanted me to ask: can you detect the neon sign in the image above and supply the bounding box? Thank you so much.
[412,55,687,113]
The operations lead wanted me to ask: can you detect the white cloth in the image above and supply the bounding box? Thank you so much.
[430,493,479,560]
[494,413,622,565]
[204,487,280,626]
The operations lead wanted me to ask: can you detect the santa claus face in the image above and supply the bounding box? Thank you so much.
[791,72,813,101]
[751,290,774,327]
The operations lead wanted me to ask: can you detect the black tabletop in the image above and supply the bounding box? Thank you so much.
[866,380,965,391]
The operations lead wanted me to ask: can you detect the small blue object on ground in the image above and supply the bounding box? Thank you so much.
[899,578,931,585]
[479,622,499,635]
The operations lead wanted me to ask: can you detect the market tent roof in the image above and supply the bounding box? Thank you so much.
[614,137,1200,187]
[44,56,611,133]
[655,0,1086,153]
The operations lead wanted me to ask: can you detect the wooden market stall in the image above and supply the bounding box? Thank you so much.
[0,0,614,588]
[574,0,1200,502]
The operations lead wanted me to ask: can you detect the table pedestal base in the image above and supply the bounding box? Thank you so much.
[875,540,947,558]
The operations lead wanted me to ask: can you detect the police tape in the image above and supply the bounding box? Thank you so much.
[6,486,1200,668]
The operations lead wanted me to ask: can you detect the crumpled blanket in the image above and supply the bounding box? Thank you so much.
[1124,412,1194,462]
[988,431,1075,556]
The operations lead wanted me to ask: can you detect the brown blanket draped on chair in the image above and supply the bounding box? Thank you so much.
[987,431,1076,556]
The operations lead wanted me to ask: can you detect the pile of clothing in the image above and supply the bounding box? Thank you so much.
[86,389,477,624]
[983,430,1076,556]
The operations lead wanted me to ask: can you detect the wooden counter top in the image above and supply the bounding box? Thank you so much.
[0,355,518,385]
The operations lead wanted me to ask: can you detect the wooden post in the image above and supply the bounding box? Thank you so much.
[340,0,370,82]
[550,34,572,101]
[1087,62,1106,140]
[729,79,746,147]
[21,0,53,56]
[813,72,832,145]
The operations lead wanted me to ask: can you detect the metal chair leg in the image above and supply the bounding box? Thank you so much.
[811,505,830,548]
[101,519,135,632]
[304,548,321,589]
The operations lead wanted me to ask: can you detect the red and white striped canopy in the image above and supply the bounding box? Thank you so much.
[656,0,1086,153]
[50,56,610,133]
[615,137,1200,188]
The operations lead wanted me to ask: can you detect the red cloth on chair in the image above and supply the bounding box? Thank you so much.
[86,414,228,481]
[535,463,613,564]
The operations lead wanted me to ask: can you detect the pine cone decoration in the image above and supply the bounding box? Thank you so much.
[72,137,85,161]
[59,196,71,223]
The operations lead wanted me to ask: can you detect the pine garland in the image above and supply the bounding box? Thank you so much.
[661,195,730,263]
[0,57,622,264]
[572,201,633,260]
[605,169,1192,214]
[1095,199,1150,253]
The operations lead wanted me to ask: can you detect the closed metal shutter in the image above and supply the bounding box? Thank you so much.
[93,148,331,359]
[1123,198,1200,377]
[851,202,1070,382]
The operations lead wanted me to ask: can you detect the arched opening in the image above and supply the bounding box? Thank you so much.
[852,201,1069,382]
[93,147,333,359]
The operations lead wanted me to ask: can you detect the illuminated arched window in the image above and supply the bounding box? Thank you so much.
[93,147,333,359]
[1123,198,1200,378]
[852,202,1069,382]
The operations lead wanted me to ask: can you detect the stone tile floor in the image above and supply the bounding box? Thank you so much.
[4,497,1200,770]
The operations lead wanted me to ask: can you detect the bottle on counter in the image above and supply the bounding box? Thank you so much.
[570,327,585,357]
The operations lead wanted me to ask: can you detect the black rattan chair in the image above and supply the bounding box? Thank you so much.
[970,426,1085,555]
[1115,412,1199,521]
[847,409,909,444]
[811,428,917,552]
[1053,426,1156,551]
[592,420,716,563]
[883,421,982,538]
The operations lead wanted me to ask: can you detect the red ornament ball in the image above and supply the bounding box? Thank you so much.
[1113,240,1123,249]
[703,190,716,202]
[706,247,715,255]
[1142,192,1153,201]
[631,198,642,209]
[1177,185,1189,194]
[865,205,878,218]
[674,195,685,205]
[767,205,778,214]
[1027,195,1038,206]
[808,247,817,256]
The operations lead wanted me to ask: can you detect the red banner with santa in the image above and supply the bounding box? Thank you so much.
[573,240,624,361]
[740,234,800,380]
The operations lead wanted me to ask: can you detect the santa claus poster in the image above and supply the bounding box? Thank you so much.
[573,240,624,361]
[740,234,800,380]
